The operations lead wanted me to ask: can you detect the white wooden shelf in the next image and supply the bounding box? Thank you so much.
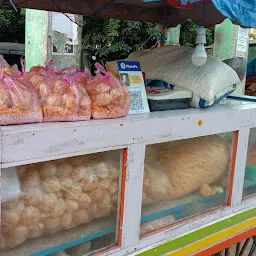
[1,103,256,167]
[1,101,256,256]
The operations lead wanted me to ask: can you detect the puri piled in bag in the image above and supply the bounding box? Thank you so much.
[0,56,42,125]
[31,73,91,122]
[85,63,131,119]
[0,153,120,250]
[0,75,42,125]
[142,135,231,204]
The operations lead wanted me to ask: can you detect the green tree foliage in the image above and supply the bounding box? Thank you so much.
[0,8,214,61]
[180,20,214,47]
[82,17,215,61]
[82,16,159,61]
[0,7,25,43]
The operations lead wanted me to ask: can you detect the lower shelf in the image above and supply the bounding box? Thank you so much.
[2,180,255,256]
[1,218,116,256]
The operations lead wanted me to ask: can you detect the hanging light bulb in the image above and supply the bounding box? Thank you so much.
[192,44,207,66]
[191,26,207,66]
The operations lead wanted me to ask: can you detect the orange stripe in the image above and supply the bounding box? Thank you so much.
[195,227,256,256]
[118,148,128,246]
[228,131,239,205]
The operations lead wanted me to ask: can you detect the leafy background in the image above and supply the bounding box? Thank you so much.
[0,7,214,62]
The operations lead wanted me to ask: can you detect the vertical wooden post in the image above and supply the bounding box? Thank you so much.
[25,9,49,70]
[213,19,249,96]
[25,10,82,70]
[166,25,181,45]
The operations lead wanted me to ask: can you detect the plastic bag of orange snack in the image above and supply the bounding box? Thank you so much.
[85,63,131,119]
[0,75,42,125]
[0,55,20,76]
[26,61,79,91]
[19,60,53,92]
[0,152,121,250]
[28,60,56,74]
[37,74,91,122]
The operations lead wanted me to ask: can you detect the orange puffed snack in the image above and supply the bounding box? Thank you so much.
[0,74,42,125]
[85,63,131,119]
[25,61,92,122]
[36,74,91,122]
[0,153,121,250]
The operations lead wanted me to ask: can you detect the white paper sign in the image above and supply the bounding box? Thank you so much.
[2,167,22,202]
[118,61,150,114]
[236,27,249,56]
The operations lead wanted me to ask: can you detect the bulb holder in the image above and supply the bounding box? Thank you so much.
[195,26,206,44]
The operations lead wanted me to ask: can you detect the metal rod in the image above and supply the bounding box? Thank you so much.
[239,238,251,256]
[235,242,241,256]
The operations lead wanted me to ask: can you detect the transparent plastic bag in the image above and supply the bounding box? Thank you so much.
[29,60,56,74]
[2,167,24,203]
[25,61,92,122]
[0,55,20,76]
[36,74,91,122]
[0,75,42,125]
[143,135,231,203]
[85,63,131,119]
[246,129,256,166]
[0,153,120,250]
[26,60,60,88]
[142,164,172,206]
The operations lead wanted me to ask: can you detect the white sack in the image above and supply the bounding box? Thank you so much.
[107,46,241,108]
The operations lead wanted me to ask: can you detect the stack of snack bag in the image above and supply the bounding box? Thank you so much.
[25,62,92,122]
[84,63,131,119]
[0,152,120,250]
[0,56,42,125]
[26,62,131,121]
[0,56,131,122]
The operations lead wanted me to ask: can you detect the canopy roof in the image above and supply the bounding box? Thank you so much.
[0,0,255,28]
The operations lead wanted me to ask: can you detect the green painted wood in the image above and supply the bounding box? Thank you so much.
[25,9,49,71]
[138,208,256,256]
[166,25,180,45]
[213,19,237,61]
[25,10,82,71]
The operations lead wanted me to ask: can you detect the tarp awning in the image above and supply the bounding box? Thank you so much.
[212,0,256,28]
[0,0,255,28]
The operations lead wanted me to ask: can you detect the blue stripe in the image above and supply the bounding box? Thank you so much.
[227,95,256,102]
[30,228,115,256]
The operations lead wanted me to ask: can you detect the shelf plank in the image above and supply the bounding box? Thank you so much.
[2,104,256,167]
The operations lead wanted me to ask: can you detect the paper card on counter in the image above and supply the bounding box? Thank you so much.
[236,27,249,56]
[118,61,150,114]
[2,167,22,202]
